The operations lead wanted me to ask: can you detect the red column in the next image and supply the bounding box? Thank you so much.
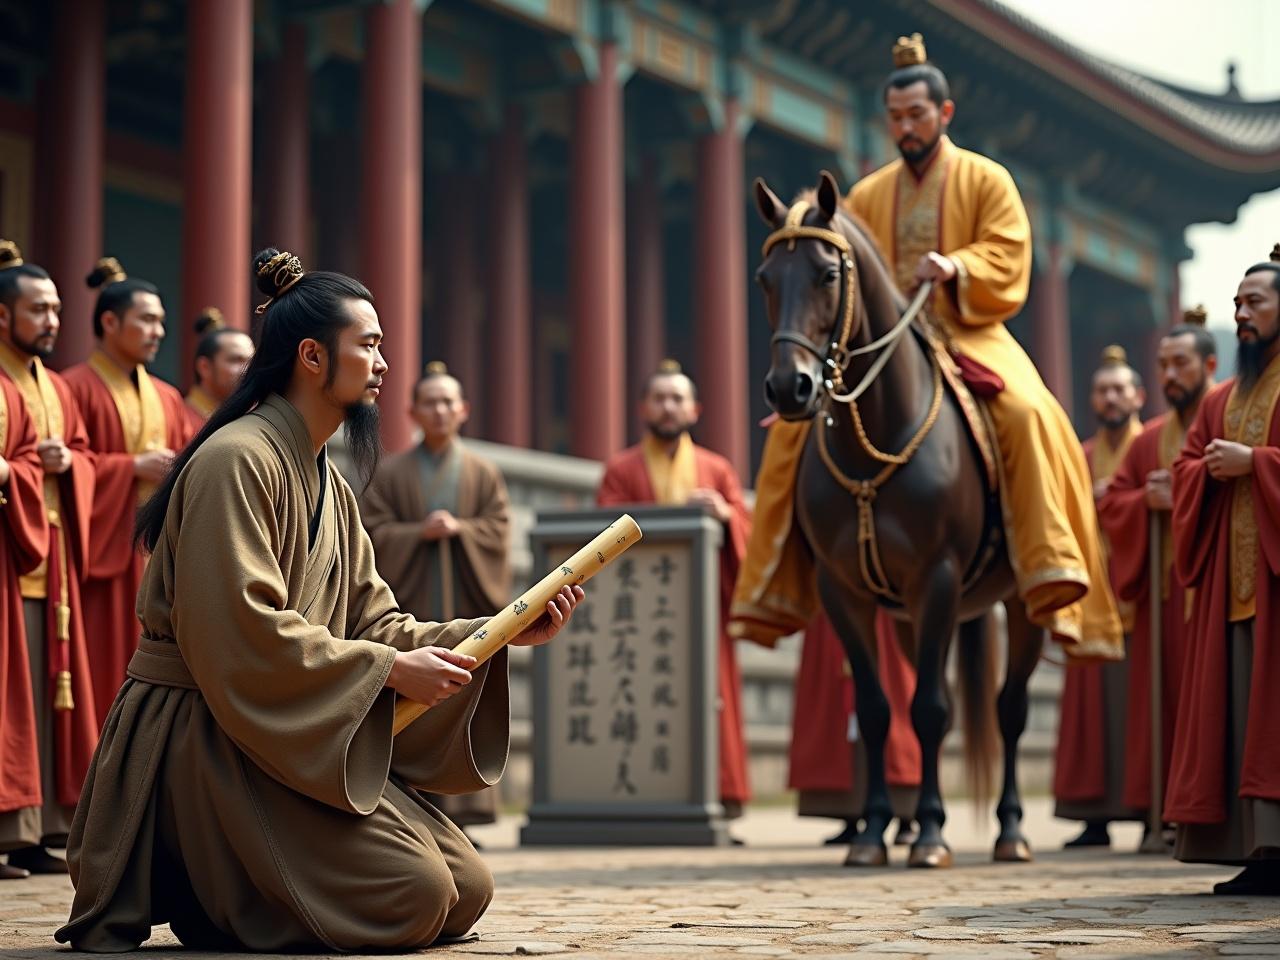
[260,22,311,258]
[486,106,532,448]
[568,43,625,461]
[43,0,104,368]
[438,173,481,429]
[181,0,253,368]
[360,0,422,452]
[1031,243,1073,415]
[694,99,749,479]
[626,152,666,443]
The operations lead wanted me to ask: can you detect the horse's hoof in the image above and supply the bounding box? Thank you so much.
[993,838,1033,863]
[844,843,889,867]
[907,843,953,869]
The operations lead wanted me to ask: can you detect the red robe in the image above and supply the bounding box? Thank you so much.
[0,379,51,815]
[1166,379,1280,823]
[1053,431,1137,806]
[597,442,754,804]
[62,362,191,728]
[788,612,920,795]
[1097,414,1191,812]
[0,360,100,806]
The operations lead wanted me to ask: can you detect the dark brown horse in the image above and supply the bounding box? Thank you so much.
[753,171,1045,868]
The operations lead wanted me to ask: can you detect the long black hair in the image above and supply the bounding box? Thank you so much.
[135,247,373,551]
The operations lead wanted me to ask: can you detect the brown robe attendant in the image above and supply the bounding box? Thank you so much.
[57,395,509,952]
[362,441,511,826]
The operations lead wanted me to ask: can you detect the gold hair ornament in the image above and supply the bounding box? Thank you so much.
[0,239,23,268]
[254,251,305,314]
[893,33,928,68]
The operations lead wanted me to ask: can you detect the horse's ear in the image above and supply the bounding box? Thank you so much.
[754,178,786,227]
[816,170,841,222]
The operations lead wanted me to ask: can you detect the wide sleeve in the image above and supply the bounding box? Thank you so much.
[454,460,512,611]
[1172,398,1227,588]
[170,446,401,814]
[1252,445,1280,578]
[1,385,50,575]
[715,458,751,576]
[338,477,511,795]
[359,461,426,590]
[1097,439,1152,603]
[946,162,1032,327]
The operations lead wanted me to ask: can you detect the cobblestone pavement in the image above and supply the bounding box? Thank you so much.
[3,798,1277,959]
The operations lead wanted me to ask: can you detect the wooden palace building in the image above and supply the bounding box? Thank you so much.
[1,0,1278,473]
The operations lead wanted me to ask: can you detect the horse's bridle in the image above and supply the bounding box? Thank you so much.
[763,200,932,407]
[761,199,947,604]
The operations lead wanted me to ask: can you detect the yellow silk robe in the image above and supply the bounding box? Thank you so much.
[57,395,508,952]
[731,136,1121,660]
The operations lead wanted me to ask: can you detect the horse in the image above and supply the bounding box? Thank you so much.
[752,170,1046,868]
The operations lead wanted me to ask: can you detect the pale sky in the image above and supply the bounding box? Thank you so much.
[998,0,1280,328]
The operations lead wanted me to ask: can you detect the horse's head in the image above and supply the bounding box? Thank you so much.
[755,170,855,421]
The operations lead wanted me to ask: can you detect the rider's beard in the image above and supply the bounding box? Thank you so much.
[897,129,942,165]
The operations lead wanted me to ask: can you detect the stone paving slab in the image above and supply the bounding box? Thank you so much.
[2,798,1277,958]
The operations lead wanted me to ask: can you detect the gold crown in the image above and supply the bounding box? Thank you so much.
[1271,242,1280,263]
[1182,304,1208,327]
[1100,344,1128,366]
[424,360,449,376]
[893,33,928,69]
[94,256,127,284]
[657,358,684,375]
[0,239,23,268]
[197,306,225,330]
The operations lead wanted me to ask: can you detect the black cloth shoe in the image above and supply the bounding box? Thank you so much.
[1213,865,1280,896]
[1064,822,1110,848]
[6,846,68,875]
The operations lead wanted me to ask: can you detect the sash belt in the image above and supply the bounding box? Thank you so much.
[126,636,198,690]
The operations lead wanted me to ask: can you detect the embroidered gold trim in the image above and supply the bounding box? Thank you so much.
[87,349,168,503]
[1223,356,1280,621]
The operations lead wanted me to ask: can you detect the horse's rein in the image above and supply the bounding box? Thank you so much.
[763,200,933,406]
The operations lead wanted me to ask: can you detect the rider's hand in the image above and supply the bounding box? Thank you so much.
[385,646,477,708]
[914,251,957,285]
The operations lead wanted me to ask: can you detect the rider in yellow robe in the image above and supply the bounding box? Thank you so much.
[729,34,1122,661]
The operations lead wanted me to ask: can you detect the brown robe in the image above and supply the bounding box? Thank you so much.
[362,442,511,825]
[56,395,510,952]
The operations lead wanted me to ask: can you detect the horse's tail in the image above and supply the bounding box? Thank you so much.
[955,609,1000,815]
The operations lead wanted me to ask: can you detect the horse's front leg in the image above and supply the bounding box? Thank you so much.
[817,576,890,867]
[993,598,1045,862]
[906,558,961,868]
